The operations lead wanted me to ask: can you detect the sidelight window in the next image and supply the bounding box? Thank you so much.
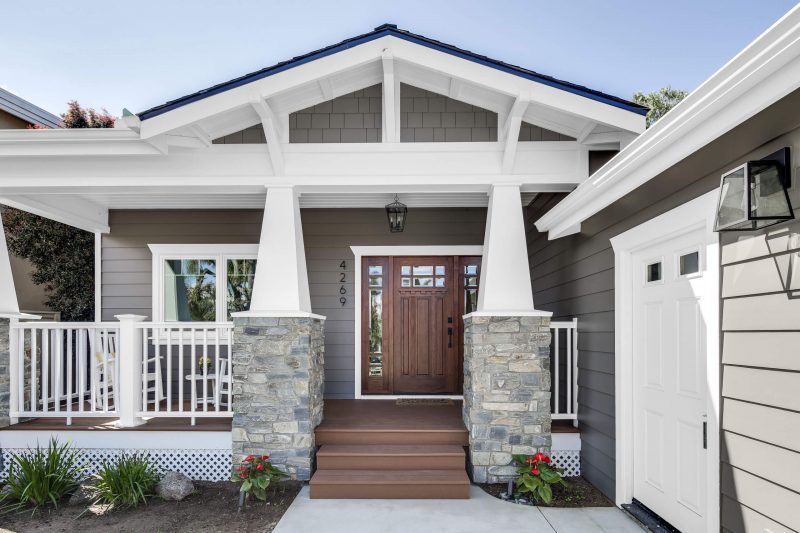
[367,265,384,377]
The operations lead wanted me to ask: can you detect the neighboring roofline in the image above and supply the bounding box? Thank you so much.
[535,5,800,239]
[0,88,60,128]
[138,24,648,121]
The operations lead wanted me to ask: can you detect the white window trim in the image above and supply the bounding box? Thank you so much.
[350,245,483,400]
[148,244,258,324]
[609,189,720,532]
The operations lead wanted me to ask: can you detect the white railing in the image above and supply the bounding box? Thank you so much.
[550,318,579,424]
[137,323,233,424]
[9,316,233,427]
[9,321,121,424]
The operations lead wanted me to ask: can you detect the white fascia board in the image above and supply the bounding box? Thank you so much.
[139,38,389,139]
[0,128,161,156]
[536,5,800,239]
[138,34,644,140]
[0,194,109,233]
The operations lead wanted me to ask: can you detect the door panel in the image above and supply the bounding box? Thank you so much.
[393,256,455,394]
[633,230,708,533]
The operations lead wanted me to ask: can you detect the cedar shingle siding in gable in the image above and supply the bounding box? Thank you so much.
[212,84,571,144]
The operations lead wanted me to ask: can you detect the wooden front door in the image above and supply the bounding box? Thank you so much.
[361,256,481,395]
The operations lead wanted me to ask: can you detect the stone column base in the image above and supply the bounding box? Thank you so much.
[462,315,552,483]
[231,316,325,480]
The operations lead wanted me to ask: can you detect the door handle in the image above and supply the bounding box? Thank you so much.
[702,421,707,450]
[447,327,453,348]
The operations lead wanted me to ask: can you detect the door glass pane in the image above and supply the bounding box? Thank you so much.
[368,289,383,377]
[680,252,700,276]
[413,265,433,275]
[465,288,478,314]
[465,276,478,287]
[164,259,217,321]
[413,277,434,287]
[369,276,383,287]
[401,278,411,287]
[227,259,256,319]
[647,262,662,283]
[435,277,445,287]
[400,266,411,276]
[464,265,478,275]
[368,265,383,275]
[435,265,445,275]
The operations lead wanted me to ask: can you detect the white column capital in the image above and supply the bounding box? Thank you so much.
[476,184,542,315]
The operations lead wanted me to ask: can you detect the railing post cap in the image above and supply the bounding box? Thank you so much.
[114,314,148,322]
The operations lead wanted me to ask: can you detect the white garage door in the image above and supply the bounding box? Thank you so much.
[632,228,710,533]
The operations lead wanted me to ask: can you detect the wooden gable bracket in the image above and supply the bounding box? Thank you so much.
[501,94,531,174]
[381,49,400,142]
[250,97,286,175]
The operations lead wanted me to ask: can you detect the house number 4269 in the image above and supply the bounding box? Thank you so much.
[339,260,347,306]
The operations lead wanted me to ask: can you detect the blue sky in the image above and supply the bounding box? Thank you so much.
[1,0,797,117]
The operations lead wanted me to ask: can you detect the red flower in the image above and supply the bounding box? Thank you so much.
[244,455,254,462]
[531,467,540,476]
[237,466,247,473]
[239,470,249,479]
[256,463,264,471]
[533,452,545,462]
[542,455,551,464]
[261,455,269,461]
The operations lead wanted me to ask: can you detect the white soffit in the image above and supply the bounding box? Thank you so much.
[58,191,540,210]
[535,5,800,240]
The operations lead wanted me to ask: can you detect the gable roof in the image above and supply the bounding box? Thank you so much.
[138,24,648,121]
[0,88,60,128]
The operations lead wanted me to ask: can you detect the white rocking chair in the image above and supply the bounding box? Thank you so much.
[89,331,117,411]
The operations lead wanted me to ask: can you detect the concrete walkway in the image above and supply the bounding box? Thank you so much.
[273,485,646,533]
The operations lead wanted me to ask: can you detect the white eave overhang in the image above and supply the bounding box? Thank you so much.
[535,5,800,240]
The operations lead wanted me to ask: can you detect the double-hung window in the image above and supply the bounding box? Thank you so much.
[149,244,258,322]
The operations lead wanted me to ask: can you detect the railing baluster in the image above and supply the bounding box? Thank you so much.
[202,328,208,414]
[166,326,172,412]
[16,326,25,415]
[554,327,560,415]
[566,325,572,415]
[178,327,184,413]
[31,328,37,414]
[41,328,49,414]
[214,326,221,412]
[191,328,196,425]
[141,327,148,413]
[227,327,233,413]
[78,329,85,413]
[54,329,62,415]
[66,329,73,424]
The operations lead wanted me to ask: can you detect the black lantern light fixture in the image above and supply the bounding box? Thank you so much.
[385,194,407,233]
[714,147,794,231]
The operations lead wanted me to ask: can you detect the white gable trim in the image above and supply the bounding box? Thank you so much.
[536,5,800,239]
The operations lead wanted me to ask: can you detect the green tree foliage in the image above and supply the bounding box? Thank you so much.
[633,86,689,128]
[1,207,95,321]
[1,101,114,320]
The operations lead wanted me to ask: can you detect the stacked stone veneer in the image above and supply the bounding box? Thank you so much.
[0,318,9,427]
[462,315,552,483]
[231,316,325,480]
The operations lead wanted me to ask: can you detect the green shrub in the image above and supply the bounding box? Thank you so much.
[0,438,84,513]
[92,454,159,508]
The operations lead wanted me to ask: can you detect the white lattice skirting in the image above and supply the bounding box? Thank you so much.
[0,449,232,482]
[551,449,581,477]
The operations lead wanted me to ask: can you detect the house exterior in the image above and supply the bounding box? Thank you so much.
[0,89,60,317]
[1,9,799,530]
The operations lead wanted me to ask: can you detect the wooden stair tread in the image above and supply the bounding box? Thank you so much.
[317,444,465,456]
[311,469,470,485]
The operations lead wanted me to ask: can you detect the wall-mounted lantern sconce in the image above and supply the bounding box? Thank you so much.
[714,147,794,231]
[385,194,407,233]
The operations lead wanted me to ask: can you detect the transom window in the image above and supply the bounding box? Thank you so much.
[149,244,258,322]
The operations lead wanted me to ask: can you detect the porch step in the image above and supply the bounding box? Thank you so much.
[316,444,466,470]
[315,428,468,446]
[309,469,471,499]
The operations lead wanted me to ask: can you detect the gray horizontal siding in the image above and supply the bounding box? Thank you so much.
[102,207,485,400]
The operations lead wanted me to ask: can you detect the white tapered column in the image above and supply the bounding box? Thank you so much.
[476,184,538,314]
[246,185,312,315]
[0,214,20,316]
